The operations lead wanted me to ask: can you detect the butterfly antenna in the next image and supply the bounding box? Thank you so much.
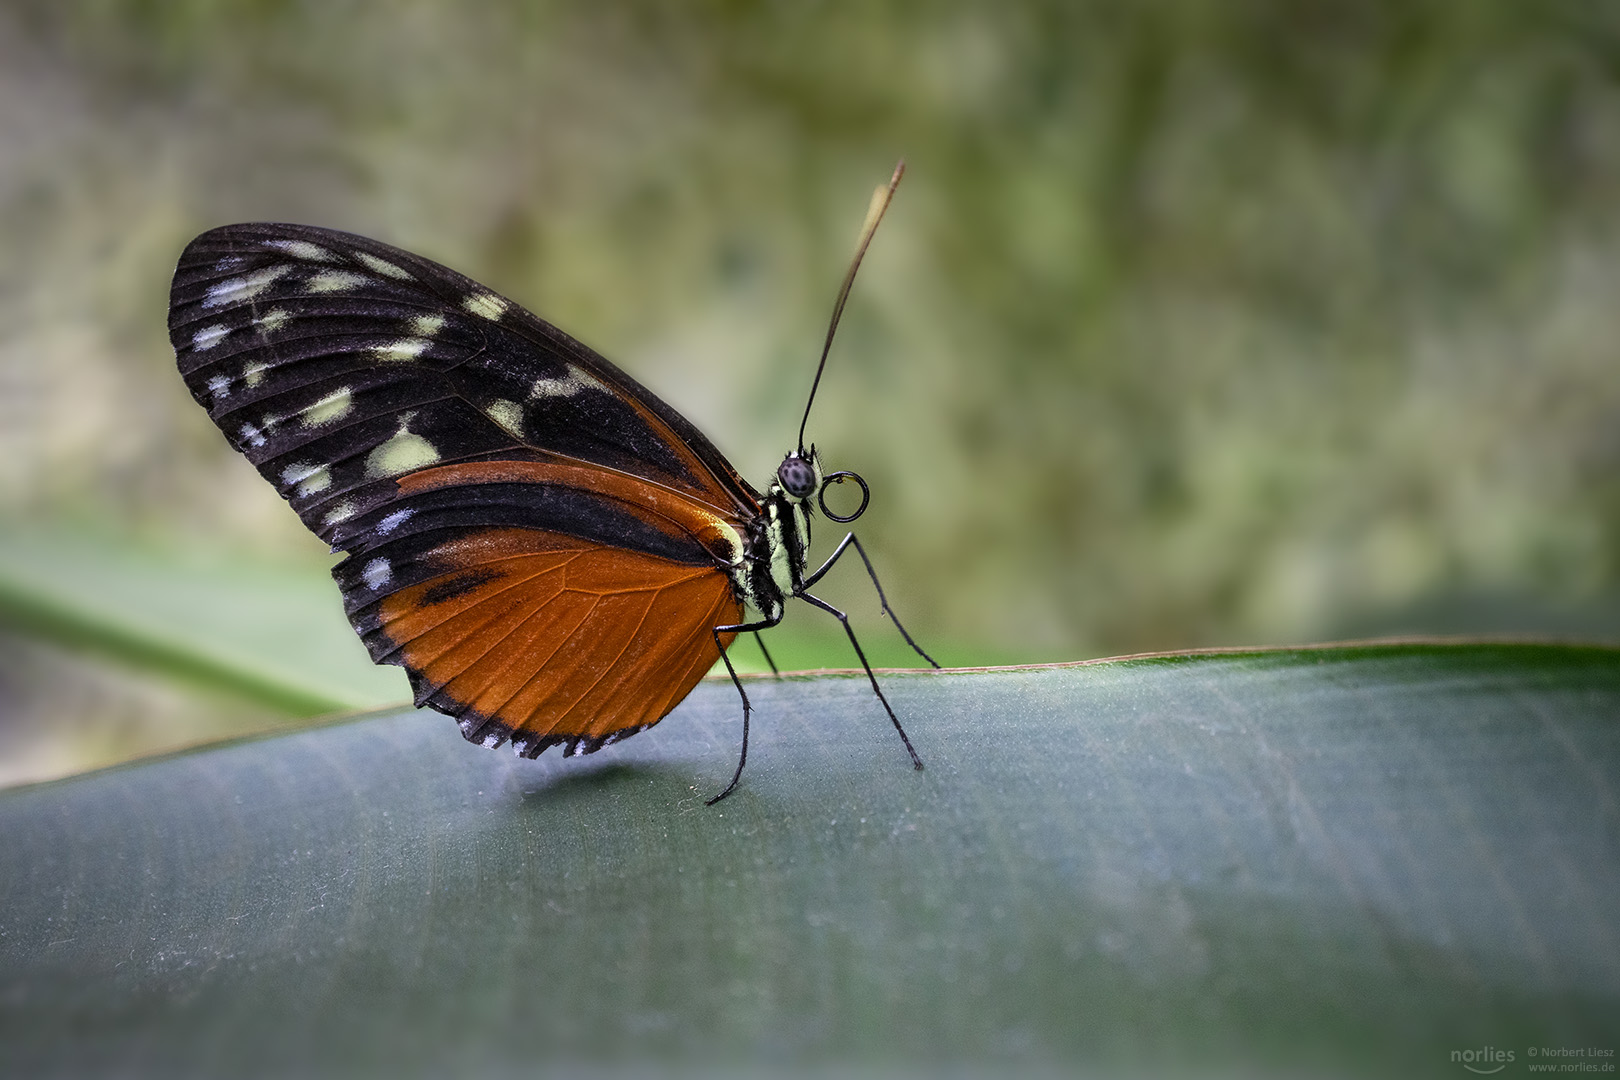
[797,160,905,455]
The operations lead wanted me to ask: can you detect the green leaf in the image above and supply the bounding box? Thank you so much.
[0,528,404,713]
[2,642,1615,1077]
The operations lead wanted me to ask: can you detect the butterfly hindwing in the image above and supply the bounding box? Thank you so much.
[168,224,759,756]
[327,457,749,751]
[342,525,740,757]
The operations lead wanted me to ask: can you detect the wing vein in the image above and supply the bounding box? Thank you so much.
[546,590,662,730]
[372,550,589,671]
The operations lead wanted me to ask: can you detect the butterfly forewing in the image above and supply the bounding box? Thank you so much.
[169,223,758,755]
[170,224,759,534]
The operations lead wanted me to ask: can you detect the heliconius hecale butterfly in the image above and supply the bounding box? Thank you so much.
[169,163,935,803]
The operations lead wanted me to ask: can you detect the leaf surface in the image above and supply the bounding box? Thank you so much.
[2,643,1615,1077]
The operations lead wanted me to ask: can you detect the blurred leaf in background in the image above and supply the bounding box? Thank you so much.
[1,0,1618,780]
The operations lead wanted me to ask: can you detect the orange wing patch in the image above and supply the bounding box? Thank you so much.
[374,527,741,757]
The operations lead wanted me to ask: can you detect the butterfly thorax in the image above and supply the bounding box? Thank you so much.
[731,451,821,623]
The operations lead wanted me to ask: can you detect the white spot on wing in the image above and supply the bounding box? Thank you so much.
[481,732,501,749]
[366,422,440,478]
[238,422,266,448]
[206,374,231,401]
[322,500,357,526]
[255,308,290,333]
[373,338,430,362]
[377,508,414,535]
[281,461,331,496]
[204,265,293,308]
[408,313,446,337]
[529,366,606,399]
[463,291,507,321]
[192,324,230,351]
[267,239,337,262]
[300,386,354,428]
[305,269,370,294]
[355,252,413,280]
[484,399,524,437]
[243,360,268,388]
[362,558,392,591]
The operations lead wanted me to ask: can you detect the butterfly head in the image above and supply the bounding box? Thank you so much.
[772,446,870,526]
[774,449,822,503]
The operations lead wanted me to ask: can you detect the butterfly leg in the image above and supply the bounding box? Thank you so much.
[754,631,781,676]
[796,590,924,771]
[799,532,941,669]
[708,617,781,805]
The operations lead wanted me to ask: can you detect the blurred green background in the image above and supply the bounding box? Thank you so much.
[1,0,1618,784]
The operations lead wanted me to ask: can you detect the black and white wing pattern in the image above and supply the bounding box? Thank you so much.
[169,223,760,547]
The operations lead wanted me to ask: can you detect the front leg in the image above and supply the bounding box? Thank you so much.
[798,532,941,669]
[797,590,924,771]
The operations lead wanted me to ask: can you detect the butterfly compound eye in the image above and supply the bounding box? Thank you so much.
[777,454,818,499]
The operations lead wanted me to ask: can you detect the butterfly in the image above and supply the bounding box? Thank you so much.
[167,163,936,803]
